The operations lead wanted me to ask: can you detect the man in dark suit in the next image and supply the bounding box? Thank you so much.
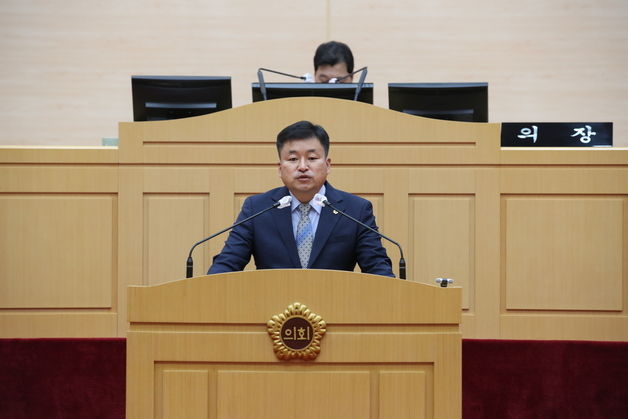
[208,120,394,277]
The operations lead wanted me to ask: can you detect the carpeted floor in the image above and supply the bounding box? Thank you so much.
[0,338,126,419]
[1,338,627,418]
[462,339,628,419]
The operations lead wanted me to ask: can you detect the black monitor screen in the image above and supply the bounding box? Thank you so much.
[132,76,232,121]
[388,83,488,122]
[252,83,373,104]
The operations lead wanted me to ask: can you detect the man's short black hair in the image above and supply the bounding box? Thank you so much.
[276,121,330,156]
[313,41,354,74]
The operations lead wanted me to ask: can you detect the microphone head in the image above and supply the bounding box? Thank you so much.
[313,194,327,207]
[277,195,292,209]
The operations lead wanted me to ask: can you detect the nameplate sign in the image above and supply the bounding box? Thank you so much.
[501,122,613,147]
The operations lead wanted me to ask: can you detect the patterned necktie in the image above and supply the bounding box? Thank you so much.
[296,203,313,268]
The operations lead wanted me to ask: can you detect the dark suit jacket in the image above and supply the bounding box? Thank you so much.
[208,183,394,277]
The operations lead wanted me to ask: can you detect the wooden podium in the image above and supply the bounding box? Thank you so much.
[127,269,462,419]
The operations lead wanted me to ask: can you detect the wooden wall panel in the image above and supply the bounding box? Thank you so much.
[144,194,209,284]
[0,194,115,308]
[2,98,627,341]
[148,362,440,419]
[409,195,474,309]
[0,312,117,338]
[0,161,119,337]
[161,370,209,419]
[122,101,500,165]
[503,196,623,311]
[379,371,428,419]
[216,370,371,419]
[498,164,628,340]
[500,315,628,341]
[464,168,501,338]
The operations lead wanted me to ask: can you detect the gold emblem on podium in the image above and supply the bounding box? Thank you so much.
[267,302,326,360]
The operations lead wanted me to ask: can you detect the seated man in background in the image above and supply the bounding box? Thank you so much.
[208,120,394,277]
[305,41,355,83]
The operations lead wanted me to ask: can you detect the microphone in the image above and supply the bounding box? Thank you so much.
[314,194,406,280]
[435,277,454,288]
[185,195,292,278]
[353,67,368,101]
[257,69,267,101]
[334,66,367,83]
[332,66,368,101]
[257,68,307,101]
[258,67,307,80]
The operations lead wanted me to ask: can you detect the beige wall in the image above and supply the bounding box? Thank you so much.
[1,0,627,146]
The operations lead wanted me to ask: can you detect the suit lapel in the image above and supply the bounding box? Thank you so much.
[308,184,344,267]
[270,188,301,268]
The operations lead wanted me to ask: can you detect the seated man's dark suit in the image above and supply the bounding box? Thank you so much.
[208,182,394,277]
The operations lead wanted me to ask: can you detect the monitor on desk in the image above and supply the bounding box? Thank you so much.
[388,82,488,122]
[251,83,373,104]
[132,76,232,121]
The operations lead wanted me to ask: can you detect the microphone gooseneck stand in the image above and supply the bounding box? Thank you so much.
[185,197,291,278]
[319,196,406,280]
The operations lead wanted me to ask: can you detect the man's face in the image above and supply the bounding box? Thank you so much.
[314,62,352,83]
[278,137,331,202]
